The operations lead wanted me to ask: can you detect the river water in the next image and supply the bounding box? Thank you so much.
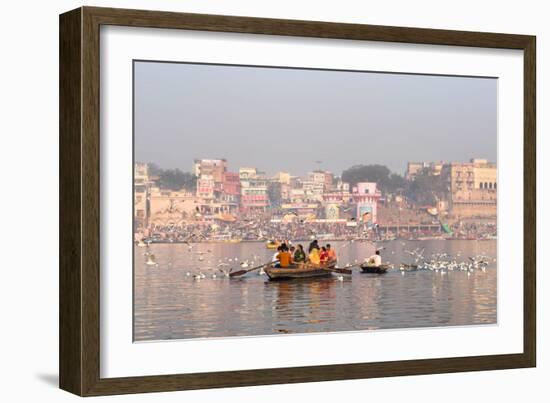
[134,239,496,341]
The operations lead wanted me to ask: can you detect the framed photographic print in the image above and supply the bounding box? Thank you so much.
[59,6,536,396]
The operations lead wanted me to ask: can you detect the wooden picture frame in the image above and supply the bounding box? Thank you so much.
[59,6,536,396]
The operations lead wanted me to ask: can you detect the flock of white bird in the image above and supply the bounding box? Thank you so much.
[395,247,495,276]
[143,246,267,281]
[141,241,495,282]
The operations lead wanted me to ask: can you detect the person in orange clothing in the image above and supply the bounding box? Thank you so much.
[276,245,293,268]
[326,244,337,265]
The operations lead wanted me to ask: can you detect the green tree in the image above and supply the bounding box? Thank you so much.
[341,164,406,194]
[407,168,448,205]
[387,173,407,192]
[146,163,197,191]
[159,169,197,191]
[342,164,390,187]
[147,162,162,176]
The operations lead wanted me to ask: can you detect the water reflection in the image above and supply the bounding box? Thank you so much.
[134,240,496,341]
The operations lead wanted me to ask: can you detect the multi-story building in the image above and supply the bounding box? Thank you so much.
[238,167,257,183]
[239,167,269,211]
[335,180,350,192]
[300,170,333,202]
[193,159,227,183]
[308,170,334,191]
[322,181,380,223]
[443,158,497,218]
[302,179,325,202]
[196,177,215,200]
[220,172,241,213]
[273,171,291,185]
[352,182,382,224]
[134,163,151,230]
[308,171,326,185]
[222,172,241,197]
[289,188,306,204]
[322,181,352,219]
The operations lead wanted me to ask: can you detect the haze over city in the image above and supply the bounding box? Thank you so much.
[134,61,497,176]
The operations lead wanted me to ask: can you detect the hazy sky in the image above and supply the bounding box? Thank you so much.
[134,61,497,176]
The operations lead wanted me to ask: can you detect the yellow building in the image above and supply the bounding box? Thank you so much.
[445,158,497,219]
[273,171,291,185]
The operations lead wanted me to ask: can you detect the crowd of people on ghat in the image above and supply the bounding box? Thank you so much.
[272,240,337,269]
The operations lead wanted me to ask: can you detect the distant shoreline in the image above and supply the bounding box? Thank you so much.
[136,237,496,246]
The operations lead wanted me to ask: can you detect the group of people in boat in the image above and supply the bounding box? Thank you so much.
[273,240,337,269]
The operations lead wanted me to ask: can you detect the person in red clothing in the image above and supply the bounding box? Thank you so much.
[319,246,329,265]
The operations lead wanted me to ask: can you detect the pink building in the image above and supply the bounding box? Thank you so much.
[196,178,215,199]
[352,182,381,224]
[222,172,241,196]
[241,194,269,210]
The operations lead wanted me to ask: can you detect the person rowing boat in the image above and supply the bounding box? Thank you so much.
[366,250,382,267]
[360,249,389,273]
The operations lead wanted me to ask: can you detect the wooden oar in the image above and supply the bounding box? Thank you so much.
[319,261,355,275]
[325,267,352,275]
[229,261,274,277]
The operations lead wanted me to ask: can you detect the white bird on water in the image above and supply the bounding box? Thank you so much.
[218,268,231,277]
[336,275,344,281]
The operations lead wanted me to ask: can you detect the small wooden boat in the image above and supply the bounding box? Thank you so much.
[360,264,390,274]
[265,264,336,280]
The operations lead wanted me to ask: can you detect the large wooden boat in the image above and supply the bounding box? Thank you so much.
[265,264,335,280]
[360,264,390,274]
